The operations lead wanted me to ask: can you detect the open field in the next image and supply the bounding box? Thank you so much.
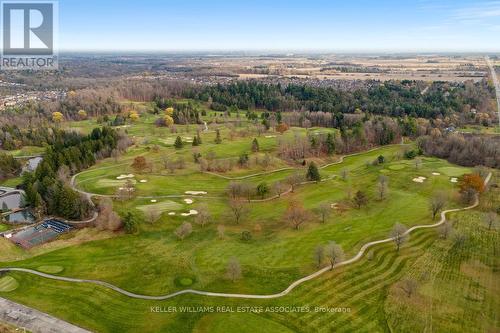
[126,54,489,83]
[0,186,497,332]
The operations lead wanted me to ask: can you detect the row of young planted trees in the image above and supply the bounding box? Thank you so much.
[22,127,122,220]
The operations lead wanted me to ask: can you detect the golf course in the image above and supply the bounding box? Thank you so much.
[0,104,498,333]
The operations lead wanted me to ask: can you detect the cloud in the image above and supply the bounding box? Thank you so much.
[452,1,500,20]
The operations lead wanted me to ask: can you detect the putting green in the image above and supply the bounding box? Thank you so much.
[0,276,19,292]
[95,178,137,188]
[37,265,64,274]
[136,200,184,213]
[388,164,406,170]
[438,167,468,177]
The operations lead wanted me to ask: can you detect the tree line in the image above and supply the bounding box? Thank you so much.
[22,127,124,220]
[183,80,494,121]
[418,132,499,168]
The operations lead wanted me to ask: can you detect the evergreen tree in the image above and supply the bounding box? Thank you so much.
[174,136,184,149]
[306,162,321,182]
[256,182,270,199]
[123,212,138,234]
[192,136,199,146]
[326,133,335,155]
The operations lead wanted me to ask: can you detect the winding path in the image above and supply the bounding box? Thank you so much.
[0,173,491,300]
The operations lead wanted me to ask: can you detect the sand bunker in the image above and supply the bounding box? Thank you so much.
[184,198,193,204]
[412,176,426,183]
[265,135,277,138]
[185,191,207,195]
[116,174,135,180]
[168,212,176,216]
[150,199,157,203]
[140,179,147,183]
[450,177,458,183]
[181,210,198,216]
[432,172,441,176]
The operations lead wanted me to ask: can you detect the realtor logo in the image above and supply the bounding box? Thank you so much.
[1,0,58,70]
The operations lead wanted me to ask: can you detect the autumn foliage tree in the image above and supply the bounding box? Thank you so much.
[164,115,174,127]
[129,111,139,122]
[52,112,64,123]
[276,123,289,134]
[284,200,309,230]
[458,173,485,203]
[131,156,148,173]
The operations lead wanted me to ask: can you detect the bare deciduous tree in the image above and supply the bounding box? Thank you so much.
[317,203,331,223]
[195,204,211,227]
[314,245,324,268]
[390,223,408,252]
[273,181,288,198]
[430,191,447,220]
[284,200,309,230]
[95,198,122,231]
[377,175,388,200]
[414,158,422,169]
[400,278,418,298]
[147,209,161,224]
[229,199,248,224]
[484,211,498,230]
[286,172,304,193]
[438,220,453,239]
[56,165,71,184]
[227,182,243,199]
[217,224,225,239]
[226,257,241,282]
[174,222,192,240]
[340,169,349,181]
[325,241,344,269]
[453,231,467,246]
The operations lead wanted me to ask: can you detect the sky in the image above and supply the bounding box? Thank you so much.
[56,0,500,52]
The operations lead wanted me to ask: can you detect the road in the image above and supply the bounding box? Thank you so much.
[0,173,491,300]
[485,56,500,127]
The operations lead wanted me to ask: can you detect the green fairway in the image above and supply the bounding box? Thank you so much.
[438,166,470,177]
[1,195,497,332]
[136,200,185,214]
[37,265,64,274]
[0,110,495,332]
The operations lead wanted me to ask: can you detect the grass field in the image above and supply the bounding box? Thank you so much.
[0,190,497,332]
[0,109,497,332]
[0,146,45,157]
